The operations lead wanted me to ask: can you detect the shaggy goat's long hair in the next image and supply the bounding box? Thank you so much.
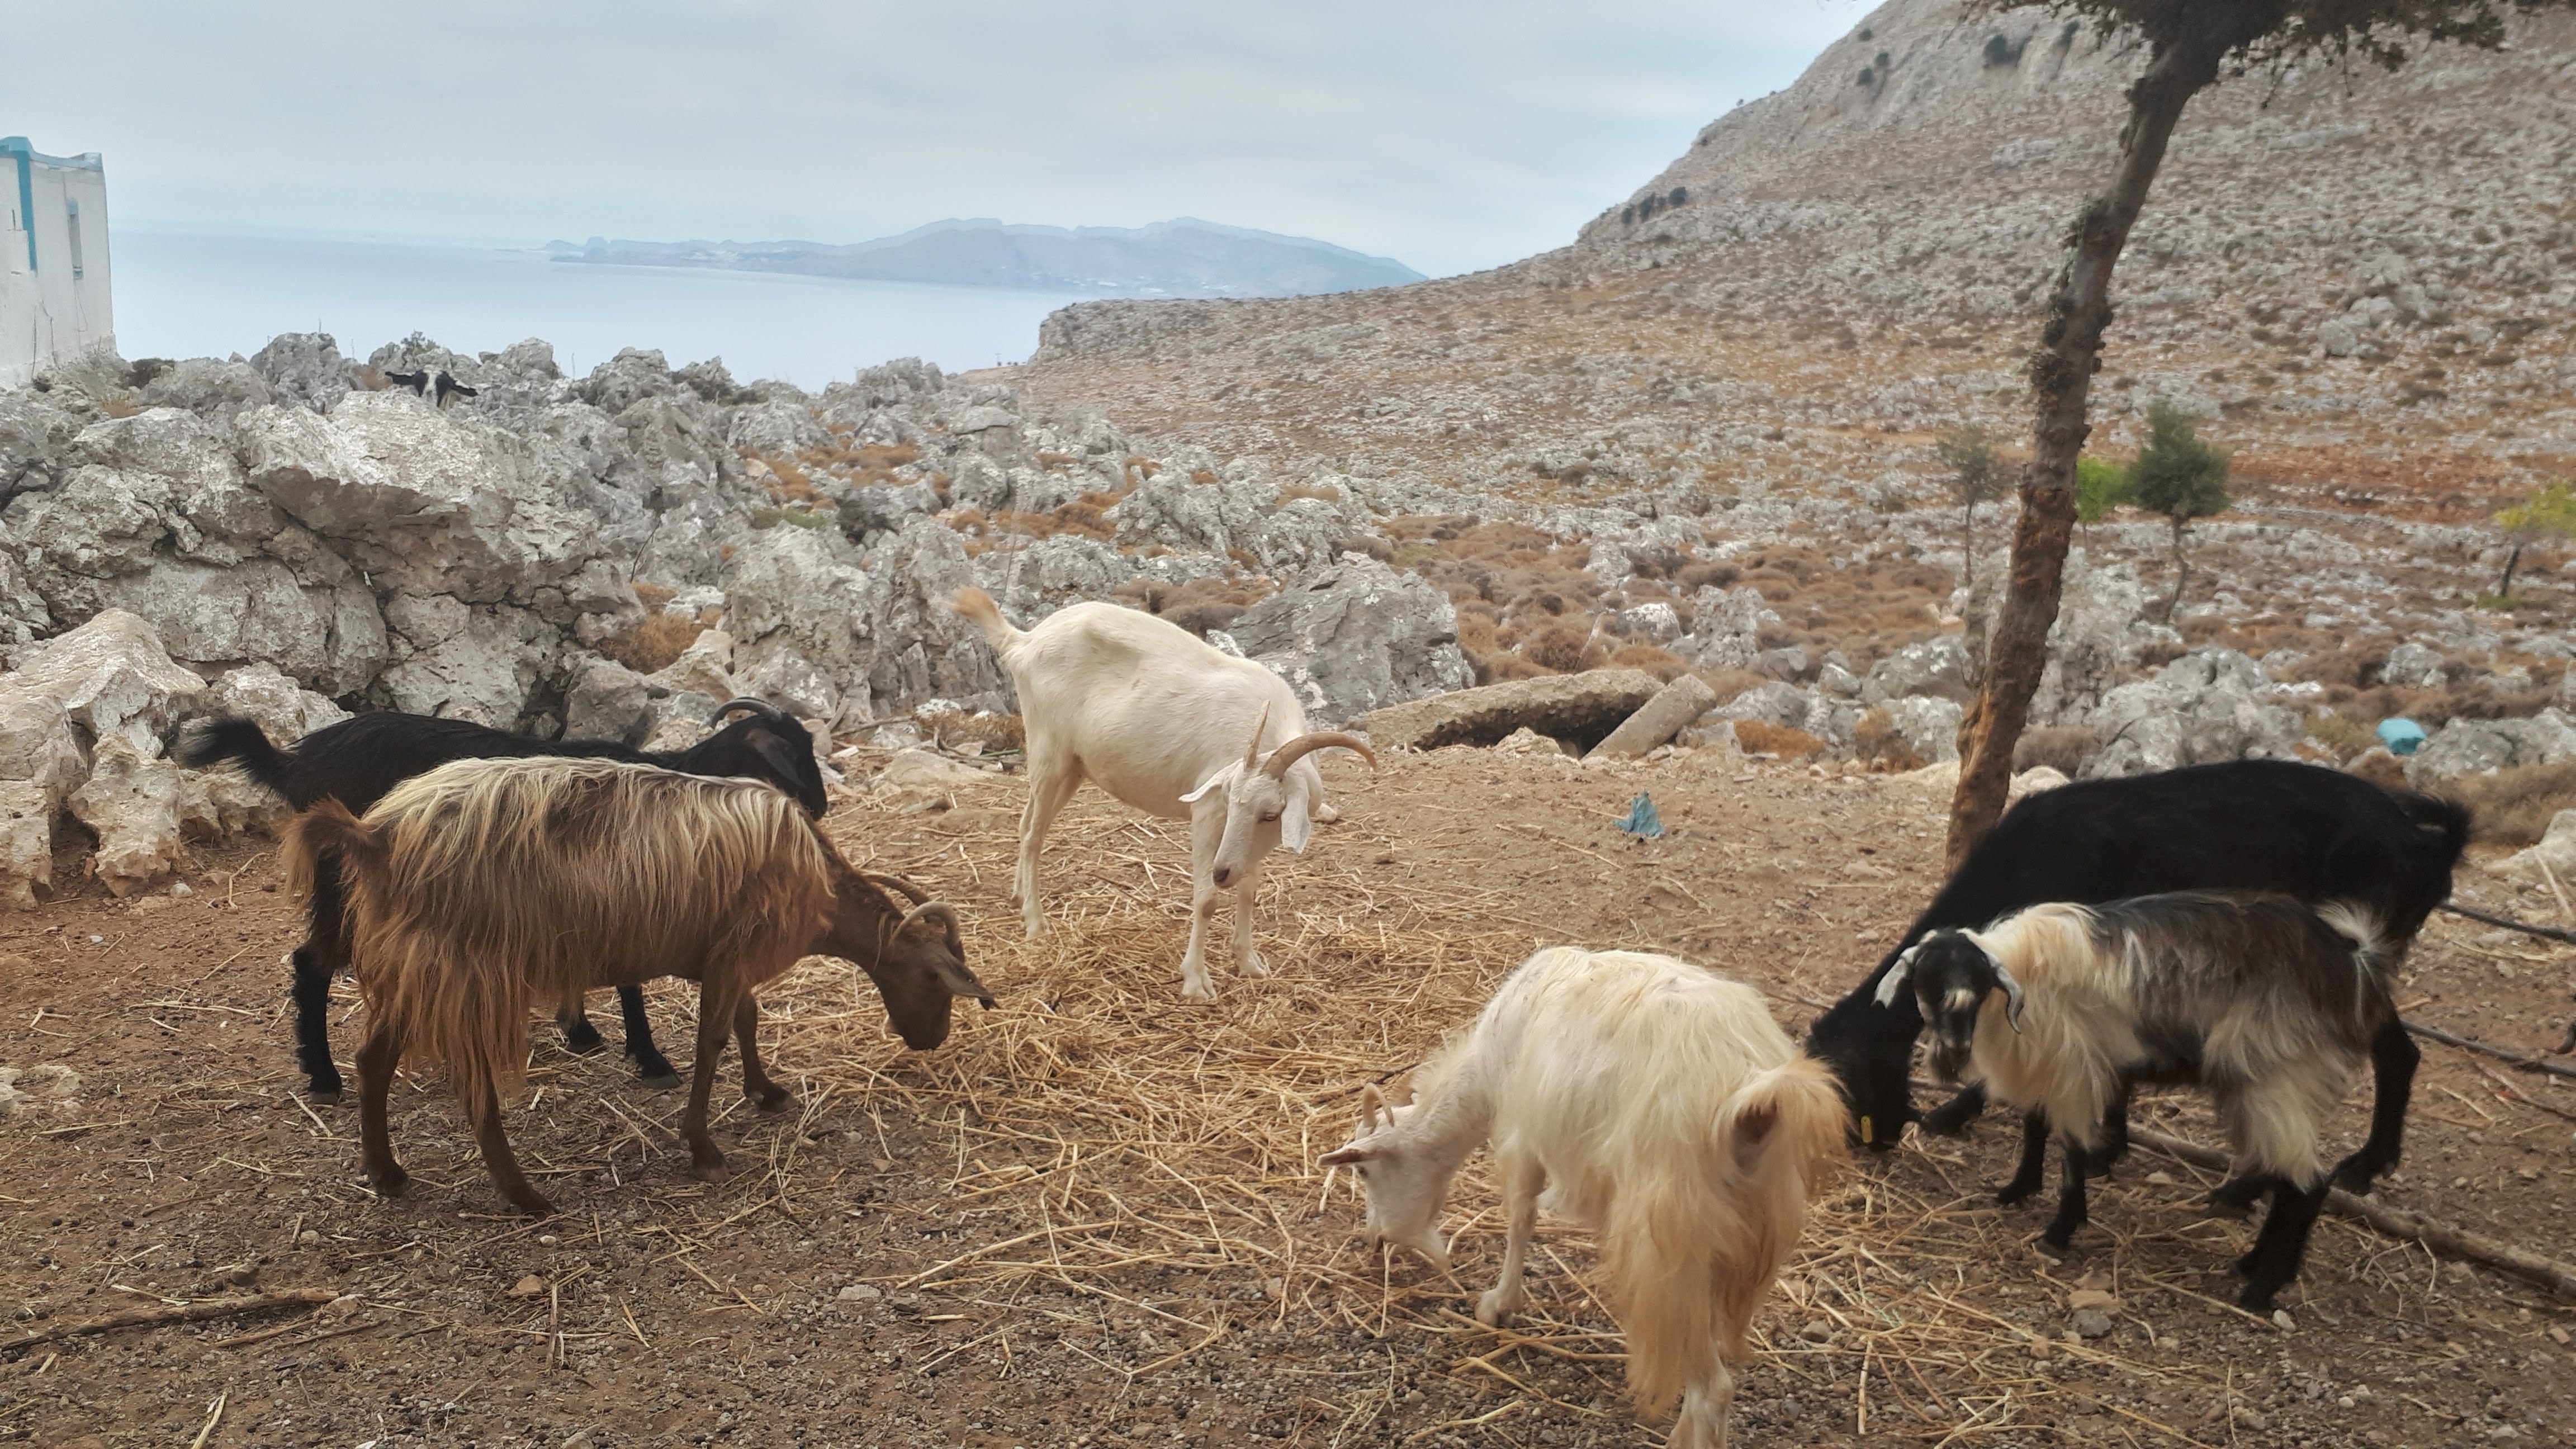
[1957,892,2392,1183]
[284,757,833,1126]
[1420,948,1845,1417]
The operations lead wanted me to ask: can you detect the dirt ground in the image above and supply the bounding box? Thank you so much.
[5,743,2575,1448]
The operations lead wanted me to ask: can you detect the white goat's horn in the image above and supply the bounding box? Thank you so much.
[1261,732,1377,781]
[1242,704,1270,773]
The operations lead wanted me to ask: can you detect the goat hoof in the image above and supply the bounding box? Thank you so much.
[749,1088,794,1113]
[1241,952,1271,978]
[635,1070,683,1091]
[511,1194,558,1218]
[1995,1182,2039,1207]
[689,1154,730,1184]
[2031,1234,2076,1261]
[2234,1285,2277,1313]
[367,1166,410,1199]
[1474,1290,1521,1327]
[309,1087,344,1107]
[1180,979,1216,1003]
[561,1024,607,1054]
[2328,1163,2379,1196]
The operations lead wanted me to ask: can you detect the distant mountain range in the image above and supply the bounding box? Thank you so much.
[545,218,1425,299]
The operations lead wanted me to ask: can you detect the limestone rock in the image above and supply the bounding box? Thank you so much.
[1226,557,1472,725]
[1679,586,1776,671]
[2409,708,2576,784]
[564,657,656,746]
[3,609,205,756]
[69,736,186,896]
[1360,669,1661,752]
[2497,809,2576,886]
[0,782,50,910]
[249,333,353,414]
[2381,642,2447,689]
[1588,673,1719,759]
[1863,636,1972,705]
[1882,695,1964,764]
[0,390,81,502]
[2082,649,2302,779]
[1716,681,1816,731]
[138,358,272,423]
[207,664,351,745]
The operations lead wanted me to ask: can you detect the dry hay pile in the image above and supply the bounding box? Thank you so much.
[655,784,2349,1445]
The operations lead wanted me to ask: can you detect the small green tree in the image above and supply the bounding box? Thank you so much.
[2492,482,2576,601]
[2074,454,2131,523]
[2125,402,2231,622]
[1935,423,2010,591]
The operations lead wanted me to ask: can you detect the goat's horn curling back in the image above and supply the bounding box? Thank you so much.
[861,871,932,906]
[709,696,797,727]
[1261,732,1377,780]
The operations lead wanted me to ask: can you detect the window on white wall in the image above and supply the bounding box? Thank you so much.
[67,200,83,280]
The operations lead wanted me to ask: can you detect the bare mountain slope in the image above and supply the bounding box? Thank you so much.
[1016,0,2576,513]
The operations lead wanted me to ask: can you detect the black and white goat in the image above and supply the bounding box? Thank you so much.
[433,371,478,408]
[179,698,828,1101]
[382,368,429,396]
[1804,759,2466,1197]
[1881,891,2393,1310]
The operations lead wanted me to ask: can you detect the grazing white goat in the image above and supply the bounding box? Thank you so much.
[951,589,1374,1000]
[1320,948,1844,1449]
[1878,889,2393,1310]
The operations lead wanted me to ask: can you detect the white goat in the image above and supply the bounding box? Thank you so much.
[951,588,1374,1000]
[1320,948,1844,1449]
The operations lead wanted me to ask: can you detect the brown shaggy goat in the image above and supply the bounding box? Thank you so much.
[285,756,992,1216]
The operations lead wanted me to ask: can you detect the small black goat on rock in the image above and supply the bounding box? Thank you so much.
[1803,759,2466,1198]
[179,698,828,1102]
[1879,891,2394,1310]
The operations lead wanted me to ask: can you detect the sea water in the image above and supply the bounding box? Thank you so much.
[110,229,1090,386]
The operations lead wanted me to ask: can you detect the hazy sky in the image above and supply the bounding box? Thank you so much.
[8,1,1858,278]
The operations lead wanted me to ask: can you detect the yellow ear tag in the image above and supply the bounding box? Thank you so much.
[1859,1115,1874,1144]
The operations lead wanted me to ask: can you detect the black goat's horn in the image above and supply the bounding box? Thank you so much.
[709,696,798,728]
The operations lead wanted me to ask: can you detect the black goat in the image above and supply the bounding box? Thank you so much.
[179,698,829,1102]
[433,371,478,408]
[383,369,429,396]
[1803,759,2466,1196]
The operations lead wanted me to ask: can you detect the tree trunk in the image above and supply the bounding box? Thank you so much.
[1963,502,1977,593]
[2166,516,2189,622]
[1944,4,2283,870]
[2499,542,2523,600]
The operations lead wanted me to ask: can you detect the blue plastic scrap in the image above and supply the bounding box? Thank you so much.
[2376,717,2427,756]
[1614,792,1664,840]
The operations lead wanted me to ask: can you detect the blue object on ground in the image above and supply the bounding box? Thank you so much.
[1614,792,1664,840]
[2376,718,2427,756]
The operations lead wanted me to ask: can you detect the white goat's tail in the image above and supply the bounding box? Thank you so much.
[1606,1055,1846,1414]
[2310,899,2395,1020]
[949,588,1022,657]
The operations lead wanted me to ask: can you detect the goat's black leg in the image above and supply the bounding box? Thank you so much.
[2082,1082,2132,1177]
[556,995,607,1055]
[2037,1131,2090,1257]
[2206,1175,2264,1218]
[2235,1176,2326,1312]
[293,856,351,1102]
[618,983,680,1088]
[1996,1109,2050,1205]
[1919,1082,1988,1138]
[2329,1019,2419,1194]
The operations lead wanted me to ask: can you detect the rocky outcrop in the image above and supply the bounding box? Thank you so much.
[2082,648,2304,779]
[1359,670,1663,752]
[2407,708,2576,784]
[1225,558,1472,724]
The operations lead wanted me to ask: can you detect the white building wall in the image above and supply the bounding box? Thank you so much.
[1,139,114,388]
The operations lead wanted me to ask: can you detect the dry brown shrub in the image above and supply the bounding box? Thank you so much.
[1676,560,1742,591]
[948,507,991,533]
[2439,761,2576,846]
[1522,623,1604,673]
[95,391,141,419]
[1036,451,1078,471]
[2012,726,2098,775]
[596,612,707,675]
[1854,711,1926,773]
[1124,456,1161,484]
[1469,649,1552,685]
[633,581,679,611]
[1278,481,1343,503]
[352,364,391,391]
[1606,643,1686,681]
[1188,468,1220,485]
[1733,720,1827,759]
[2305,712,2376,761]
[992,500,1116,541]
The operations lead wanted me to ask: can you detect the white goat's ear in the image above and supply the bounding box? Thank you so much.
[1318,1143,1371,1167]
[1180,761,1243,804]
[1872,943,1923,1008]
[1281,786,1314,853]
[1992,960,2028,1033]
